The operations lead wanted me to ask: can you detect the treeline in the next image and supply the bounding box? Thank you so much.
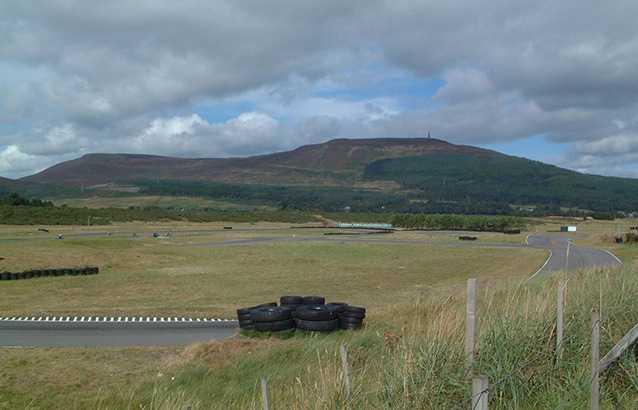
[0,192,53,207]
[389,213,527,231]
[0,202,316,225]
[135,179,405,213]
[134,179,518,215]
[364,153,638,213]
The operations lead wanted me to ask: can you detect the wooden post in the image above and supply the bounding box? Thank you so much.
[465,278,478,371]
[556,279,565,359]
[600,322,638,371]
[590,312,600,410]
[341,344,351,398]
[472,375,489,410]
[261,377,270,410]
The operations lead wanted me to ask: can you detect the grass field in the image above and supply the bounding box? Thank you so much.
[1,218,636,408]
[51,195,277,211]
[0,224,548,317]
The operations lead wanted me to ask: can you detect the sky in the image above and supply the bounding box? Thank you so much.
[1,1,637,179]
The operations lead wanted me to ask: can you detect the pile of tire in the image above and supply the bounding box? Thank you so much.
[0,267,99,281]
[236,296,366,333]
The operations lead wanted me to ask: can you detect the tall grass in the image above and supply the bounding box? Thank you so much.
[118,264,637,409]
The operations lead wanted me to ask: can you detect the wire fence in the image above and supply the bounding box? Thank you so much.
[175,264,636,409]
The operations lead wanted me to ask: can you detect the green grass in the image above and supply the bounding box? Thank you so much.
[52,195,277,211]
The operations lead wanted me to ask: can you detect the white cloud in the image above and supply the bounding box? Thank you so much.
[573,134,638,156]
[0,145,40,178]
[125,112,284,158]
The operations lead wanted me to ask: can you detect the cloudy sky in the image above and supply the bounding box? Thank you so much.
[1,0,637,179]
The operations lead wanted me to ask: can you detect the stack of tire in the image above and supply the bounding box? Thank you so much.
[0,266,99,281]
[339,305,366,330]
[236,302,277,331]
[236,296,366,333]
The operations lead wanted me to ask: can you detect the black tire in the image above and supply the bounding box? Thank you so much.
[296,305,339,321]
[33,270,42,278]
[344,305,366,314]
[341,322,363,330]
[91,267,99,274]
[238,319,253,327]
[295,318,340,332]
[339,316,363,325]
[71,269,80,276]
[42,270,51,277]
[237,313,251,321]
[302,296,325,305]
[10,272,18,280]
[254,318,294,332]
[1,272,9,280]
[63,269,72,275]
[17,272,26,280]
[280,296,303,305]
[25,271,34,279]
[281,304,301,318]
[237,307,254,316]
[256,302,278,307]
[341,311,365,320]
[327,302,348,313]
[250,306,292,322]
[82,268,91,275]
[239,324,255,330]
[280,303,301,309]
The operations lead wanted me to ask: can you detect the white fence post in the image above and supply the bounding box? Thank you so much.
[557,279,565,359]
[472,375,489,410]
[465,278,478,371]
[261,377,270,410]
[341,344,351,398]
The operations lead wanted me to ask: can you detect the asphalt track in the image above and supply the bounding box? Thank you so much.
[0,231,621,347]
[0,320,237,347]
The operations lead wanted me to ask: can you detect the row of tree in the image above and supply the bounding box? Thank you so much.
[389,213,527,231]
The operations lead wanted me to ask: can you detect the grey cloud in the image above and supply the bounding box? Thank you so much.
[0,0,637,178]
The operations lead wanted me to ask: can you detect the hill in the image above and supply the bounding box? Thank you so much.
[20,138,495,187]
[13,137,638,214]
[363,153,638,212]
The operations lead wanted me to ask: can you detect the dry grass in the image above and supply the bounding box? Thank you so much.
[0,346,179,409]
[0,233,547,317]
[1,219,635,409]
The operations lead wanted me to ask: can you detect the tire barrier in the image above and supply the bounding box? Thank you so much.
[0,266,99,282]
[459,236,477,241]
[236,296,366,333]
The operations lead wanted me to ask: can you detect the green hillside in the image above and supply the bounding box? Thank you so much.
[363,153,638,212]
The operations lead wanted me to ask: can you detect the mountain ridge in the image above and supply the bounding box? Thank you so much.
[21,137,498,187]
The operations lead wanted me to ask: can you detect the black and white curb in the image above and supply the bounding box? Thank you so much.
[0,316,236,323]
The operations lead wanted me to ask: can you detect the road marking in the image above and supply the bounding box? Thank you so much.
[568,240,623,265]
[529,250,553,280]
[1,316,233,323]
